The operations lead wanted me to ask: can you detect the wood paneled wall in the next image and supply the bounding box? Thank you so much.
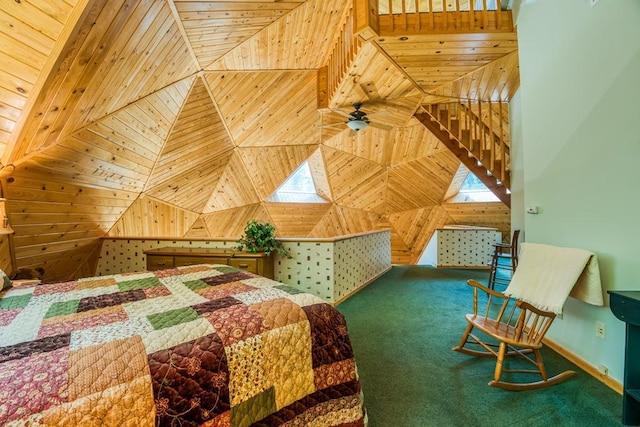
[1,1,515,281]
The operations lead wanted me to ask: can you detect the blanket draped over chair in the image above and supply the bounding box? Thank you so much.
[504,242,604,314]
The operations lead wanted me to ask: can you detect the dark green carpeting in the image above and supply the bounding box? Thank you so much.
[337,265,623,427]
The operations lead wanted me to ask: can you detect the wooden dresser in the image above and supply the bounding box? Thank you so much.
[144,247,274,279]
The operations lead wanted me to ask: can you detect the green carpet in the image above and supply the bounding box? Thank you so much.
[337,265,623,427]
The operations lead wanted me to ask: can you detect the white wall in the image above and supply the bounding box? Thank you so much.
[514,0,640,382]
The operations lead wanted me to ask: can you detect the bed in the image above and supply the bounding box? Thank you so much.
[0,264,366,426]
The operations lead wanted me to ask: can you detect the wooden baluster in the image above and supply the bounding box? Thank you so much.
[402,0,407,32]
[477,100,483,162]
[455,0,460,30]
[443,0,448,31]
[416,0,420,31]
[496,0,502,29]
[488,99,495,173]
[428,0,434,30]
[482,0,488,30]
[499,100,505,182]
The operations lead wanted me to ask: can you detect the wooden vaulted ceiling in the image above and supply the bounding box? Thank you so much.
[0,0,517,281]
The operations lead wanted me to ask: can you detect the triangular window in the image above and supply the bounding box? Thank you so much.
[446,165,500,202]
[268,161,327,203]
[458,172,500,202]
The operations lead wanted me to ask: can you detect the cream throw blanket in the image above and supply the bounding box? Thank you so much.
[504,242,604,315]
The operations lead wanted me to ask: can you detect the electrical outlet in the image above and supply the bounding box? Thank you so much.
[596,321,606,339]
[598,364,609,376]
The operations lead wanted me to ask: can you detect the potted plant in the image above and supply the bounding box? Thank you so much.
[235,220,291,258]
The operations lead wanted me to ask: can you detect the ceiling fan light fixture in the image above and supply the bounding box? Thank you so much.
[346,120,368,131]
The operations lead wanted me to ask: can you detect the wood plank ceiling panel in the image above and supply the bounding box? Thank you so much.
[322,146,388,214]
[306,147,331,201]
[330,41,422,116]
[376,33,518,102]
[0,0,78,155]
[238,145,319,200]
[442,201,511,238]
[202,203,272,239]
[204,152,261,212]
[108,195,200,238]
[206,71,319,147]
[173,0,307,68]
[145,77,235,212]
[390,117,446,166]
[387,205,452,263]
[386,151,459,214]
[422,50,520,103]
[207,0,348,71]
[5,168,139,281]
[62,0,198,133]
[264,202,331,237]
[146,149,234,212]
[309,205,382,237]
[7,0,195,163]
[323,127,395,165]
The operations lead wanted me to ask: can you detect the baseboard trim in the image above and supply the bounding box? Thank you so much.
[543,336,622,395]
[333,266,392,307]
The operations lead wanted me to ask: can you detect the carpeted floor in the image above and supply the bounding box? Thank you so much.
[336,265,623,427]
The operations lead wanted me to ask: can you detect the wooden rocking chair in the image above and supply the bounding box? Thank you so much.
[453,279,576,390]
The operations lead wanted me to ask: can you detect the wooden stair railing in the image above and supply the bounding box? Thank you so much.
[355,0,514,40]
[415,101,511,207]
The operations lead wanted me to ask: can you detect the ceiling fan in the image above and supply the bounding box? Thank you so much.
[320,103,393,135]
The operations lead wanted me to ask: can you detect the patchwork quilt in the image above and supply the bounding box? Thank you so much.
[0,264,366,426]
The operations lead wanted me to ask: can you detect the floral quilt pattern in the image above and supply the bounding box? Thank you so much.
[0,265,365,426]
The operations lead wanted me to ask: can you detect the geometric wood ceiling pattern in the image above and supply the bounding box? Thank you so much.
[0,0,514,280]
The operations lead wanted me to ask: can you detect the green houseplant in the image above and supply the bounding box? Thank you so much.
[235,220,291,258]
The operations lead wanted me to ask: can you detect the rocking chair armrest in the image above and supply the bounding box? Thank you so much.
[467,279,510,315]
[467,279,507,298]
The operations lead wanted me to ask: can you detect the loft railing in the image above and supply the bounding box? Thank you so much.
[355,0,513,36]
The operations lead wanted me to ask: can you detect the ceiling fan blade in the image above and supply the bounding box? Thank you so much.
[317,122,346,128]
[331,109,352,118]
[369,122,393,131]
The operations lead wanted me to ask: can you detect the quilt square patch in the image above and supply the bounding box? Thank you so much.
[75,277,117,290]
[67,336,149,400]
[304,304,354,368]
[0,308,21,326]
[192,296,242,315]
[203,272,254,287]
[117,277,162,292]
[0,334,71,364]
[0,346,69,424]
[147,307,199,330]
[32,281,76,296]
[202,303,267,346]
[251,298,307,330]
[230,387,276,427]
[45,299,80,318]
[149,333,230,426]
[38,307,128,339]
[77,289,147,312]
[197,283,256,301]
[0,293,31,310]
